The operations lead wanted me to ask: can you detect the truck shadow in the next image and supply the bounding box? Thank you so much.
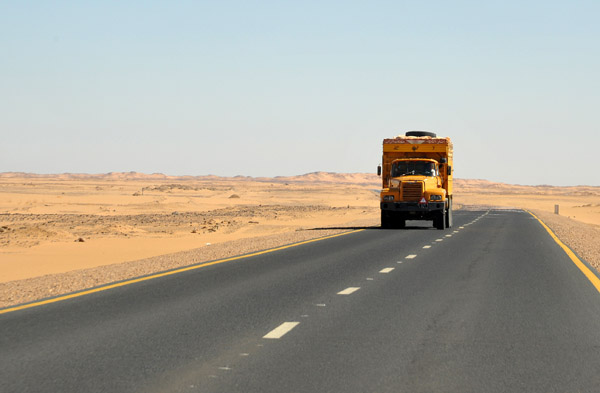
[307,225,432,231]
[308,226,380,230]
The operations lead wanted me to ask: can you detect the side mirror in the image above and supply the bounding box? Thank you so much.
[447,165,452,176]
[377,165,381,176]
[440,158,447,164]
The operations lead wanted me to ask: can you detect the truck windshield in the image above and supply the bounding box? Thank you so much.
[392,161,437,177]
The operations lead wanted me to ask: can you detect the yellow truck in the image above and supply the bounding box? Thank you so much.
[377,131,453,230]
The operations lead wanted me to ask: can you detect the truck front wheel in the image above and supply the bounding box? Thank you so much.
[381,210,392,229]
[445,199,453,228]
[434,210,447,230]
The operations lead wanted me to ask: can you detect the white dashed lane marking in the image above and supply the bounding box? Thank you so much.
[406,254,417,259]
[338,287,361,295]
[379,268,395,273]
[423,245,431,249]
[435,239,443,242]
[263,322,300,339]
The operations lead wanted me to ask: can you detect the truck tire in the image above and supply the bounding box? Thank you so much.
[381,210,392,229]
[434,210,446,230]
[445,199,453,228]
[405,131,437,137]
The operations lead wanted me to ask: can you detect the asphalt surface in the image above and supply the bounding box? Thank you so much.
[2,210,600,392]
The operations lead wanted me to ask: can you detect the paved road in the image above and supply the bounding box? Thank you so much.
[2,210,600,392]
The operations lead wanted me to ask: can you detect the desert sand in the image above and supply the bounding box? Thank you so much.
[1,172,599,307]
[0,172,380,283]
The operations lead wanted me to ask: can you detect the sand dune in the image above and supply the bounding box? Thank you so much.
[0,171,380,185]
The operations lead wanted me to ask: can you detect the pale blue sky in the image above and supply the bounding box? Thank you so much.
[2,1,598,186]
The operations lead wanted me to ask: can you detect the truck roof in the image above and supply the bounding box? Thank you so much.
[383,135,452,146]
[391,158,439,162]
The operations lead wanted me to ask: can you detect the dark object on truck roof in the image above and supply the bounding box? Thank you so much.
[405,131,437,137]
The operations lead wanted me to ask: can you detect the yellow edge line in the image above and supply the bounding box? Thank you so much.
[527,210,600,293]
[1,229,365,315]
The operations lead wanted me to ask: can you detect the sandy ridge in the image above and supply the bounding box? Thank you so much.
[0,171,381,185]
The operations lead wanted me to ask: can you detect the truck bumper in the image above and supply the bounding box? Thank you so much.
[380,202,445,213]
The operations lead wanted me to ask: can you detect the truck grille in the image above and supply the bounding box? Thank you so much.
[401,182,423,201]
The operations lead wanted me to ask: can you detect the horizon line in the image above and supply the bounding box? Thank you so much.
[0,171,597,188]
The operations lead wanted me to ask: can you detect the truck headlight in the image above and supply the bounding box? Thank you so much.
[429,195,442,201]
[383,195,394,201]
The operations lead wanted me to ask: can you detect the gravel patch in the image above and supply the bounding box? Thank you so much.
[532,210,600,273]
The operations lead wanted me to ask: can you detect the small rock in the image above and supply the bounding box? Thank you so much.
[229,194,241,199]
[75,237,85,242]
